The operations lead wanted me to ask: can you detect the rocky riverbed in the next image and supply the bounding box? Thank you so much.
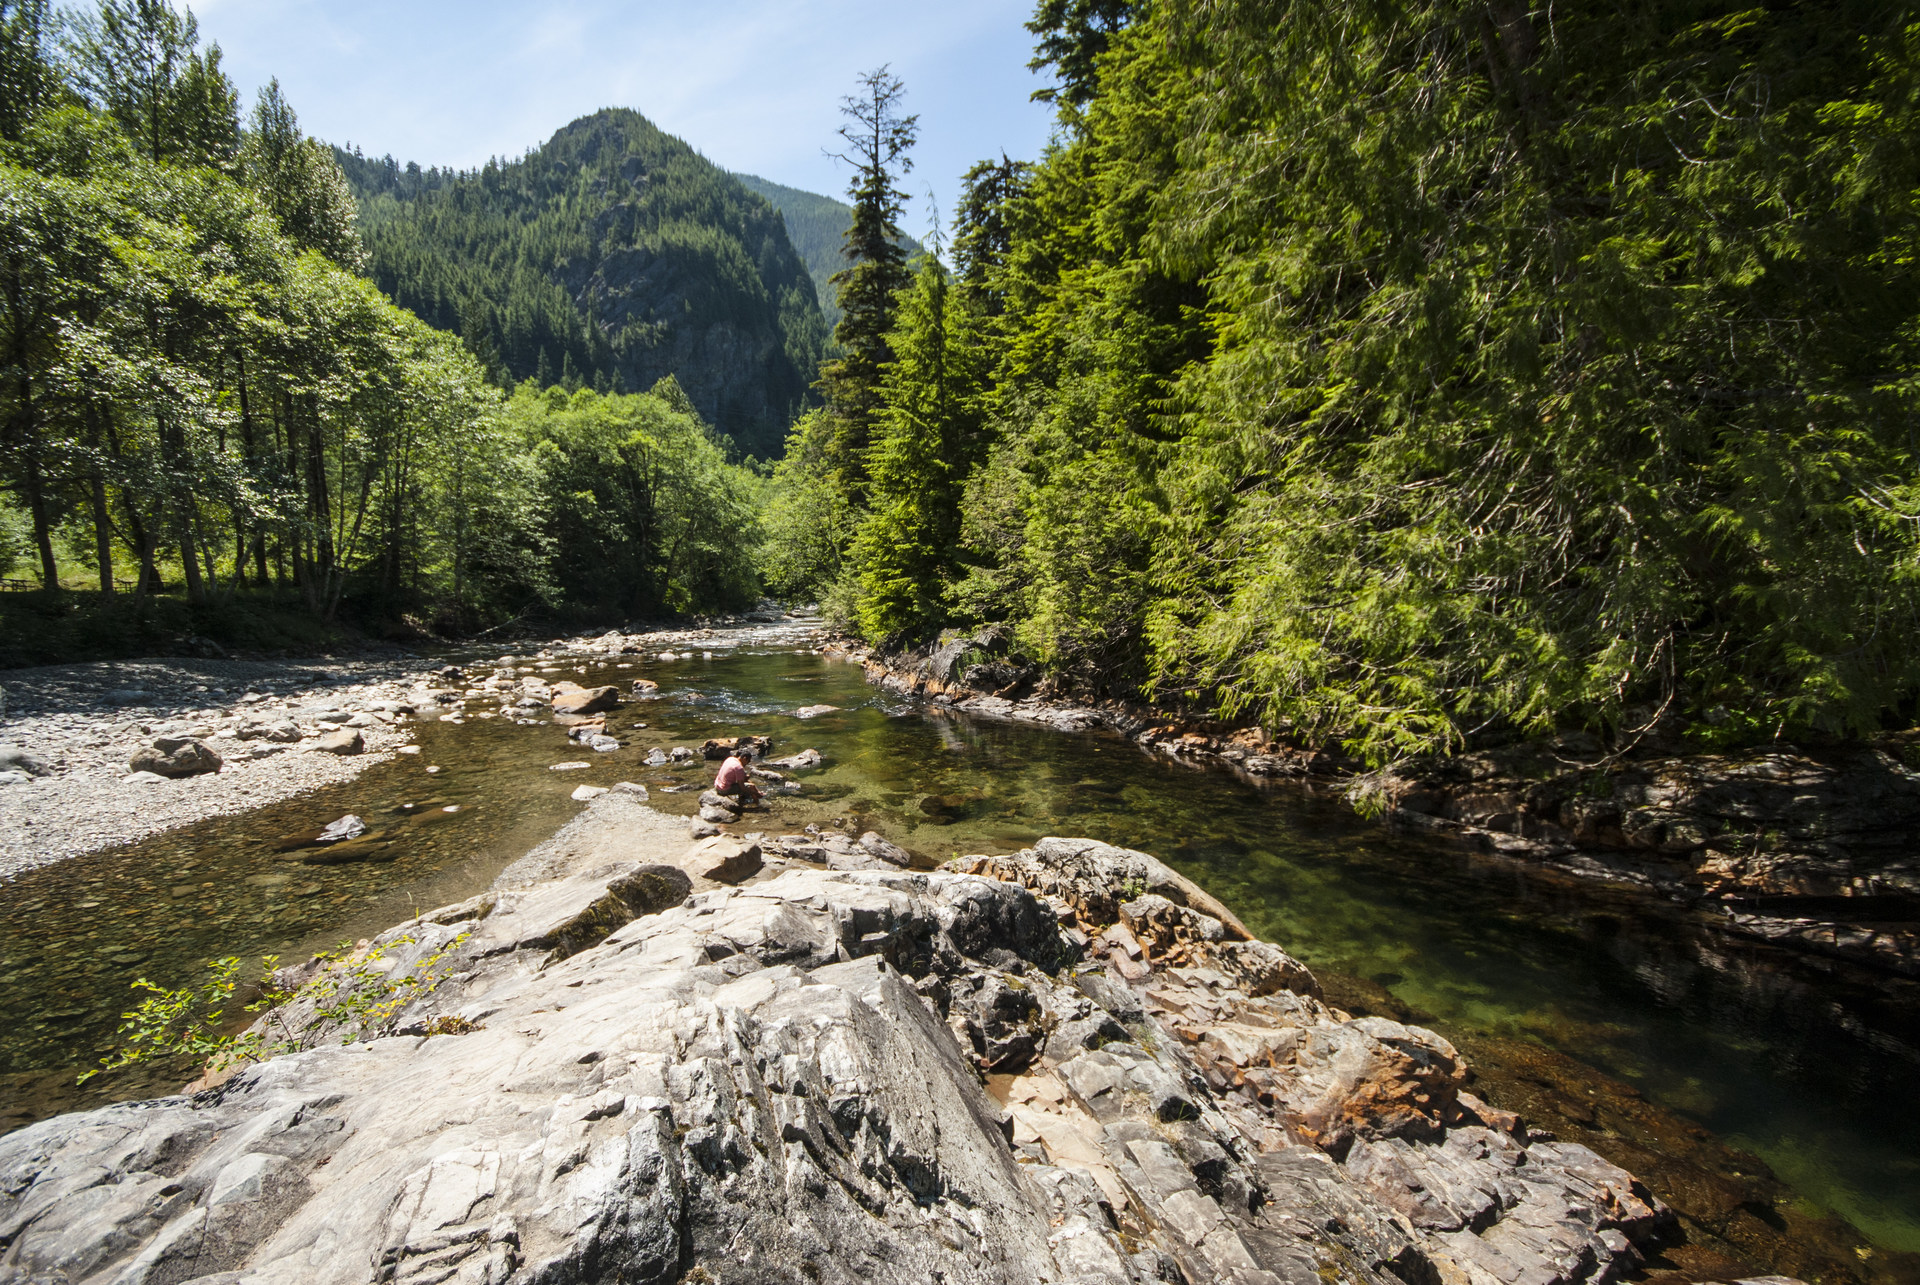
[844,636,1920,979]
[0,618,813,880]
[0,801,1683,1285]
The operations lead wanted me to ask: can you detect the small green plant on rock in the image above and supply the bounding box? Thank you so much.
[79,931,472,1085]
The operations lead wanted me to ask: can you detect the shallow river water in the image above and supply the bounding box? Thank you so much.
[2,632,1917,1281]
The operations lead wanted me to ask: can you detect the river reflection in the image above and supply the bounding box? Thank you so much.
[2,637,1916,1280]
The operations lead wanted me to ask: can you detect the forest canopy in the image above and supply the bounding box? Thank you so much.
[772,0,1920,762]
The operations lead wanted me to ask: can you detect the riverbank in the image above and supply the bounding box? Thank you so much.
[0,807,1682,1285]
[838,637,1920,978]
[2,631,1909,1277]
[0,615,812,880]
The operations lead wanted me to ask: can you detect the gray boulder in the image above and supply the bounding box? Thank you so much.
[310,729,364,756]
[0,744,51,777]
[675,835,764,885]
[128,736,221,778]
[859,831,912,866]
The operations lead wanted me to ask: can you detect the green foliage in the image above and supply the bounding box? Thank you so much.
[244,79,362,270]
[334,109,827,458]
[0,20,766,638]
[62,0,239,169]
[80,932,472,1085]
[951,156,1031,309]
[1134,0,1920,758]
[853,257,988,641]
[1026,0,1134,107]
[757,408,858,605]
[0,0,65,144]
[795,0,1920,760]
[505,381,762,616]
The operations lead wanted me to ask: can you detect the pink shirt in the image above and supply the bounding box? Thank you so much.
[715,756,748,790]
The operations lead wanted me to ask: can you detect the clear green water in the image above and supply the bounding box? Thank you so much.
[3,637,1917,1275]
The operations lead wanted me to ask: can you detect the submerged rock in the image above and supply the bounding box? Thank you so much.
[0,815,1673,1285]
[315,814,366,843]
[766,747,823,770]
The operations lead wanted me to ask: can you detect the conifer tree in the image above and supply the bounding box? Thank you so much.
[817,65,916,501]
[244,80,364,269]
[951,156,1030,313]
[1026,0,1132,107]
[853,256,985,641]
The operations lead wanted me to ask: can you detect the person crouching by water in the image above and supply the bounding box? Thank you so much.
[714,747,764,807]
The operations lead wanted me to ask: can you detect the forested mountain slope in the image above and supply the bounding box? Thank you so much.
[731,172,922,329]
[335,110,828,458]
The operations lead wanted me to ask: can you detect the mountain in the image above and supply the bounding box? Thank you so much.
[334,110,828,457]
[731,173,923,330]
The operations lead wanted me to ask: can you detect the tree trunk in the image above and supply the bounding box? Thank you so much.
[234,351,254,589]
[24,459,59,590]
[91,473,114,593]
[200,525,221,595]
[179,525,204,601]
[308,404,332,614]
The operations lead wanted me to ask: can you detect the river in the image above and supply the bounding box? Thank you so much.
[2,627,1915,1281]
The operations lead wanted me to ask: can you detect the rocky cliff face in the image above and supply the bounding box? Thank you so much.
[0,802,1671,1284]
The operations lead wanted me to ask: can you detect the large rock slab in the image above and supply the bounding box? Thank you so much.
[0,823,1674,1285]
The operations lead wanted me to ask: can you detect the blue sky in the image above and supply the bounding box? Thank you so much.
[189,0,1061,235]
